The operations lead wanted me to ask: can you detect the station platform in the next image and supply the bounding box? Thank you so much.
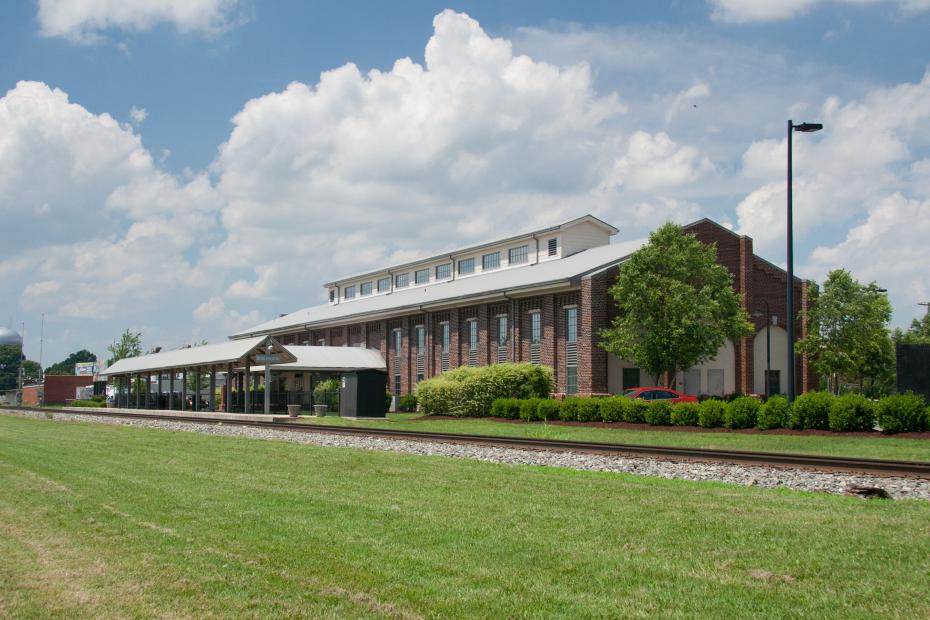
[62,406,294,423]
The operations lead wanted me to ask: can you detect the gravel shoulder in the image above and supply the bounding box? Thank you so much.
[5,409,929,501]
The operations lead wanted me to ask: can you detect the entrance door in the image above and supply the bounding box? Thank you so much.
[684,369,701,395]
[707,369,724,397]
[622,368,641,390]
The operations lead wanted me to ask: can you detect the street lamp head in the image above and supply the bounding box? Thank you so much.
[793,122,823,133]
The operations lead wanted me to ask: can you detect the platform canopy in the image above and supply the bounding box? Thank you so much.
[100,335,296,376]
[249,346,386,373]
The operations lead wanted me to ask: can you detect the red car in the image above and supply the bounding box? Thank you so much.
[621,387,697,403]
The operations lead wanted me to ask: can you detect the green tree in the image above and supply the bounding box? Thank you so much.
[45,349,97,376]
[599,223,753,387]
[797,271,892,395]
[893,312,930,345]
[0,345,23,391]
[106,329,142,366]
[21,360,42,385]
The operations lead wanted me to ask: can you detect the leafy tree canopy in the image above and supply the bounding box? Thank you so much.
[45,349,97,376]
[106,329,142,366]
[599,222,753,387]
[797,270,892,395]
[0,344,24,391]
[893,312,930,345]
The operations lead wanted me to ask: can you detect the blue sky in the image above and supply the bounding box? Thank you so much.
[2,0,930,365]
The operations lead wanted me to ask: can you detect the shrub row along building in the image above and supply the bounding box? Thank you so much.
[229,215,815,399]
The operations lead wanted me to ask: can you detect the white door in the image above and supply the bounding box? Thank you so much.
[707,369,724,397]
[684,369,701,396]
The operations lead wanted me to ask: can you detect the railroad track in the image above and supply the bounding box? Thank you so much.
[5,406,930,478]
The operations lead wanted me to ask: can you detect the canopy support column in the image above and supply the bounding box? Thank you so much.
[194,369,201,411]
[264,365,272,415]
[244,362,251,413]
[182,369,188,411]
[135,374,141,409]
[157,371,163,409]
[225,363,233,412]
[209,365,217,412]
[145,374,151,409]
[169,369,175,410]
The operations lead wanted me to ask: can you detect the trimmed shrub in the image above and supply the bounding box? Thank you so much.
[519,398,542,421]
[670,402,700,426]
[876,393,928,434]
[828,394,875,432]
[559,397,581,421]
[757,396,790,430]
[644,401,671,425]
[599,397,627,423]
[791,391,833,430]
[576,398,601,422]
[397,394,418,412]
[698,399,727,428]
[536,399,561,421]
[724,397,760,429]
[624,399,649,424]
[384,392,393,413]
[417,363,555,417]
[490,397,521,419]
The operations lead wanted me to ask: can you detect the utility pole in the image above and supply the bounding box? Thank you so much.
[17,321,25,404]
[38,313,45,383]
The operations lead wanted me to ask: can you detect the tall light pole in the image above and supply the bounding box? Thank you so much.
[787,120,823,404]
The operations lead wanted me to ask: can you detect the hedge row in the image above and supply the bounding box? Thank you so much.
[417,363,554,418]
[485,392,929,434]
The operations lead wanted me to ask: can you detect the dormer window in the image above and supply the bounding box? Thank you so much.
[377,276,391,292]
[458,258,475,275]
[482,251,500,271]
[508,245,528,265]
[329,290,335,302]
[415,268,430,285]
[360,281,373,296]
[344,285,356,300]
[548,238,558,256]
[436,263,452,280]
[395,273,410,288]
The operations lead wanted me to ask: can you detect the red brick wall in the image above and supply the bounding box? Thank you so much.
[43,375,94,404]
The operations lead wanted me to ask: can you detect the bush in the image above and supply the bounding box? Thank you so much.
[519,398,542,421]
[576,398,601,422]
[724,397,760,429]
[698,399,727,428]
[876,393,928,434]
[791,391,833,430]
[490,397,521,419]
[644,401,671,425]
[417,363,555,417]
[599,397,627,423]
[536,399,561,421]
[624,399,649,424]
[90,393,106,403]
[69,399,104,408]
[828,394,876,432]
[670,402,700,426]
[384,392,393,413]
[397,394,418,412]
[559,397,581,421]
[757,396,790,430]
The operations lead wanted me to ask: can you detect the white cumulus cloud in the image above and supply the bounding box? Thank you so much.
[37,0,243,43]
[708,0,930,23]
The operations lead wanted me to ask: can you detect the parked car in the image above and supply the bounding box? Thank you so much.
[621,387,697,403]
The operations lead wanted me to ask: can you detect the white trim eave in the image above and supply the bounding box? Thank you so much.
[231,280,581,339]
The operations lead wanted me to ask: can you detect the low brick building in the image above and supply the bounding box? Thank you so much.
[25,375,95,405]
[232,215,814,398]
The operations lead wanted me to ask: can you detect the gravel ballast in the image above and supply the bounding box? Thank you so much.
[6,409,930,501]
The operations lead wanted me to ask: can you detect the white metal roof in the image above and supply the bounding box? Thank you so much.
[256,346,386,372]
[323,214,620,287]
[101,336,295,376]
[233,236,646,339]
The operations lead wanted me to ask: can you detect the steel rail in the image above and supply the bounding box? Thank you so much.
[5,406,930,478]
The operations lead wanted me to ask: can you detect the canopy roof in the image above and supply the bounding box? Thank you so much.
[101,336,296,376]
[250,346,386,373]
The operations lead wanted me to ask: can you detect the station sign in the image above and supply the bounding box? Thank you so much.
[75,362,98,376]
[254,354,281,364]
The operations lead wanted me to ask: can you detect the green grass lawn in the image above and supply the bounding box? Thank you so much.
[301,413,930,462]
[2,414,929,619]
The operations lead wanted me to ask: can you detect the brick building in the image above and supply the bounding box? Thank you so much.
[231,215,814,397]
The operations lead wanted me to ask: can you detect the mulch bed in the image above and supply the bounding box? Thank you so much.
[411,415,930,439]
